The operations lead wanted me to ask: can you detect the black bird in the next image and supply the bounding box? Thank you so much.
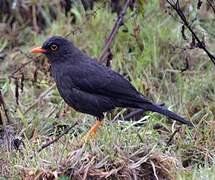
[31,36,193,142]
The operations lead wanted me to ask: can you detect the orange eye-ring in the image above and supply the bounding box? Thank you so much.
[50,44,58,51]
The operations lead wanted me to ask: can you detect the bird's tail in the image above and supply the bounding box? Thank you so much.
[139,103,194,127]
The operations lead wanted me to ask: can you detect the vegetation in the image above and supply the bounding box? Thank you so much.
[0,0,215,179]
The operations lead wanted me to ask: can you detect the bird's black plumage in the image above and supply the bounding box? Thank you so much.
[35,36,193,127]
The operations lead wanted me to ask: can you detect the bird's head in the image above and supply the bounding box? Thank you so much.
[31,36,78,63]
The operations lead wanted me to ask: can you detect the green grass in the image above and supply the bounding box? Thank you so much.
[0,0,215,179]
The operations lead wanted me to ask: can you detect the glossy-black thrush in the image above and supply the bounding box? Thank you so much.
[31,36,193,142]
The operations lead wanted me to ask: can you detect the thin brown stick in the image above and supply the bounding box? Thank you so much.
[24,84,56,115]
[37,121,79,153]
[9,50,40,79]
[166,0,215,66]
[206,0,215,14]
[123,109,146,121]
[166,127,181,146]
[9,59,33,79]
[99,0,131,63]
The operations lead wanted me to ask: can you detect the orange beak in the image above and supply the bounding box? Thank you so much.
[31,47,47,54]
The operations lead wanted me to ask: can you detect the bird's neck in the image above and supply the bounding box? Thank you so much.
[50,62,65,83]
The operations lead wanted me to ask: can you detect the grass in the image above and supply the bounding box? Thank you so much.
[0,0,215,179]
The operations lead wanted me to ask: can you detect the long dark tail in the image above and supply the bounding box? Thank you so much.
[140,103,194,127]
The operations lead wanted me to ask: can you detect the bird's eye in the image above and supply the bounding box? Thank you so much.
[50,44,58,51]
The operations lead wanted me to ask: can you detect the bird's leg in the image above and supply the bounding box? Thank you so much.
[80,119,103,144]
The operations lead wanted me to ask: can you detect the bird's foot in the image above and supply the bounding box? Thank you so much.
[76,119,103,147]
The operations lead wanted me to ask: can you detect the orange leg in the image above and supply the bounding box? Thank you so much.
[79,119,103,145]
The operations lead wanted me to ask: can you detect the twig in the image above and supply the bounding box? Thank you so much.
[99,0,131,63]
[9,50,40,79]
[123,109,146,121]
[24,84,56,115]
[9,59,33,79]
[206,0,215,14]
[0,90,11,124]
[166,0,215,66]
[37,121,78,153]
[166,127,181,146]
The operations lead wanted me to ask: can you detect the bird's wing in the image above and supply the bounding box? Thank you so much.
[65,60,150,103]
